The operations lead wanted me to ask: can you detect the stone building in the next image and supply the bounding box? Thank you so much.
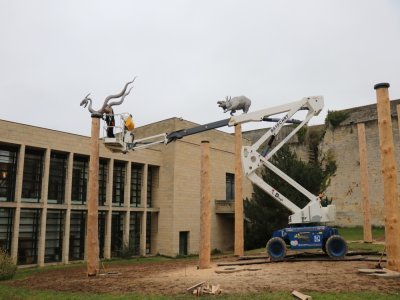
[0,117,252,266]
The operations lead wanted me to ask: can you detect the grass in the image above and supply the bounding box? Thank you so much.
[0,285,399,300]
[338,226,385,252]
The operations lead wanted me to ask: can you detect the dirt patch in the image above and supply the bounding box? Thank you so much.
[8,256,400,296]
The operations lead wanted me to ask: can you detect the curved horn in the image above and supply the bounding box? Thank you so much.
[107,86,133,108]
[101,77,136,109]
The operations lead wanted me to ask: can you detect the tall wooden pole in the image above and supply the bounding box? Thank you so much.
[357,123,372,243]
[374,82,400,272]
[199,141,211,269]
[87,116,100,276]
[234,124,244,256]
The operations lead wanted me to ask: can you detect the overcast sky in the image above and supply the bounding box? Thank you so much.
[1,0,399,137]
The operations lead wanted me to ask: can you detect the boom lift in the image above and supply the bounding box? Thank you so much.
[104,96,347,261]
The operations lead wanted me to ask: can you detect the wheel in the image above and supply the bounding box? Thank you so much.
[266,237,286,261]
[325,235,348,259]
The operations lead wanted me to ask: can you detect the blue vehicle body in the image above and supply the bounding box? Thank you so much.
[272,225,339,250]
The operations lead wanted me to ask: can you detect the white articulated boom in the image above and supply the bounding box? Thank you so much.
[103,96,335,225]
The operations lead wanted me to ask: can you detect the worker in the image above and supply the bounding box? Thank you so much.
[104,106,115,138]
[319,192,331,207]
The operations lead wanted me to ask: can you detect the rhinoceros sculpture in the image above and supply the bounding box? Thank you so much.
[217,96,251,115]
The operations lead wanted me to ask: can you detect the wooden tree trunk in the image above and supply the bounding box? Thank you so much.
[375,82,400,272]
[199,141,211,269]
[357,123,372,243]
[87,117,100,276]
[234,124,244,256]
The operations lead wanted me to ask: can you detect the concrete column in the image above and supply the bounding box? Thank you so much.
[62,152,74,264]
[11,144,25,263]
[234,124,244,256]
[123,162,132,249]
[104,158,114,259]
[140,164,148,256]
[199,141,211,269]
[38,147,51,266]
[87,116,100,276]
[375,82,400,272]
[357,123,372,243]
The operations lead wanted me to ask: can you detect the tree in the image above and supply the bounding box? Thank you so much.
[244,145,336,250]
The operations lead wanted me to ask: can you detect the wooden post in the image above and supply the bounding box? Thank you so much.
[199,141,211,269]
[375,82,400,272]
[87,116,100,276]
[357,123,372,243]
[234,124,244,256]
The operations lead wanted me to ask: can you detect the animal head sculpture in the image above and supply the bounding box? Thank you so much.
[80,77,136,117]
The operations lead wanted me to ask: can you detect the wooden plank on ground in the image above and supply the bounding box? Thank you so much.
[187,281,206,293]
[292,290,312,300]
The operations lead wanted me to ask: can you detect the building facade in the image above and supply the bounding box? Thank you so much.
[0,117,252,266]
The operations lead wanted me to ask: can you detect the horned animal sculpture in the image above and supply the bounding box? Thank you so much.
[217,96,251,115]
[80,77,136,117]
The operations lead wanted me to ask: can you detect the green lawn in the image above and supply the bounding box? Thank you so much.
[0,285,399,300]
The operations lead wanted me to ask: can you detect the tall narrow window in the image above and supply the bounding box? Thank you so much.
[111,212,124,257]
[179,231,189,256]
[69,210,86,261]
[18,209,40,265]
[226,173,235,201]
[112,161,125,206]
[48,152,67,204]
[45,210,64,263]
[146,212,151,254]
[98,159,108,206]
[22,149,44,203]
[98,211,106,258]
[71,156,88,205]
[129,212,140,256]
[0,208,14,253]
[130,164,142,207]
[0,145,18,202]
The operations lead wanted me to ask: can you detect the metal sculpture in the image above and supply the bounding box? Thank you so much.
[217,95,251,115]
[80,77,136,117]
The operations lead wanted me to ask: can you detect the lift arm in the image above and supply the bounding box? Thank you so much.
[105,95,335,225]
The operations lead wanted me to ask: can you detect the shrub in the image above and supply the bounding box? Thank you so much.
[0,248,17,281]
[325,110,349,128]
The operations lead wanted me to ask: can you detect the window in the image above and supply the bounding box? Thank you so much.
[226,173,235,201]
[71,156,88,204]
[98,159,108,206]
[45,210,64,263]
[129,212,140,256]
[111,212,124,257]
[22,149,44,202]
[146,212,151,254]
[48,152,67,204]
[112,161,125,206]
[130,164,142,207]
[0,208,14,253]
[179,231,189,255]
[0,145,18,202]
[98,211,106,258]
[18,209,40,265]
[69,210,86,261]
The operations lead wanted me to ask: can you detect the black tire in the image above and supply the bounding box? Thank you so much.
[266,237,286,261]
[325,235,348,259]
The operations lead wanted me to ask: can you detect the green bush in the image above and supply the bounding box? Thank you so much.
[325,110,349,128]
[0,248,17,281]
